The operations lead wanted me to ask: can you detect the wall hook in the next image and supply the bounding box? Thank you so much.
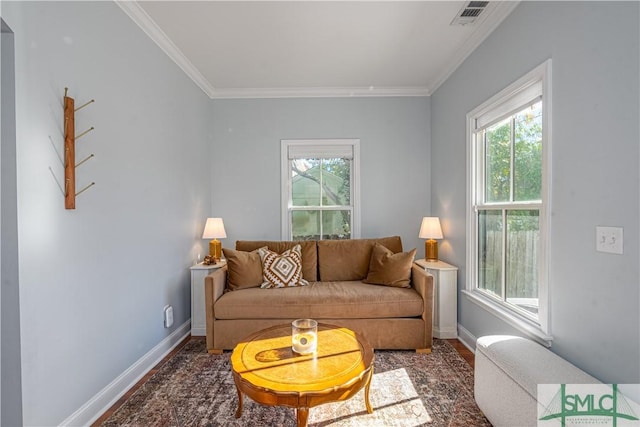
[75,154,95,168]
[75,182,95,197]
[75,126,94,141]
[75,99,95,112]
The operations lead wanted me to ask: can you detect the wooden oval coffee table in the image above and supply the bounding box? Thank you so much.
[231,323,374,427]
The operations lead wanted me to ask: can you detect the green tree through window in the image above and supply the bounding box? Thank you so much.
[291,158,352,240]
[479,101,542,314]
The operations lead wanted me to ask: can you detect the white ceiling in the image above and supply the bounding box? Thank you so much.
[117,1,519,99]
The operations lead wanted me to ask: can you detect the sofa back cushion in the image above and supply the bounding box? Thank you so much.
[235,240,318,281]
[317,236,403,281]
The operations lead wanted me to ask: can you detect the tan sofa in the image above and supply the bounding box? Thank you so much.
[204,236,435,354]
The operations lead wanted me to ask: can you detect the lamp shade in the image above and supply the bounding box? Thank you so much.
[419,217,443,239]
[202,218,227,239]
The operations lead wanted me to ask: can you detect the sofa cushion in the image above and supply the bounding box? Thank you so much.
[222,247,264,291]
[476,335,600,399]
[236,240,318,281]
[214,280,423,320]
[364,243,416,288]
[317,236,403,281]
[258,245,309,288]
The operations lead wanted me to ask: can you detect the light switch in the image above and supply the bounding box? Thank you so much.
[596,226,623,254]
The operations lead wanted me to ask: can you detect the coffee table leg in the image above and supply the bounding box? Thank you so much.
[235,385,243,418]
[364,367,374,414]
[296,407,309,427]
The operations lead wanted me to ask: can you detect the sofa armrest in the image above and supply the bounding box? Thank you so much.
[204,266,227,354]
[411,264,435,352]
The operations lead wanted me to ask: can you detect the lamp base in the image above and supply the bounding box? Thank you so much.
[425,239,438,262]
[209,239,222,259]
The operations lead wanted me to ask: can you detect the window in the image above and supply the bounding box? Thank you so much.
[466,61,552,343]
[281,139,360,241]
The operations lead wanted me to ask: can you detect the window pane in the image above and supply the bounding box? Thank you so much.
[292,210,319,241]
[322,210,351,240]
[485,119,512,203]
[514,102,542,201]
[321,158,350,205]
[478,210,503,298]
[291,159,321,206]
[506,210,540,314]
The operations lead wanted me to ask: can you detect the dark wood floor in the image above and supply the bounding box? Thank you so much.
[446,338,475,368]
[92,336,475,425]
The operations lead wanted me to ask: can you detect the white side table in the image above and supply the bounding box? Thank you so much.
[190,261,226,336]
[414,259,458,339]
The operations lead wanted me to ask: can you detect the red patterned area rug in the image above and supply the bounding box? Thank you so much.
[98,338,490,426]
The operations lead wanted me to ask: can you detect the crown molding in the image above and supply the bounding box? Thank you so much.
[428,1,520,94]
[115,0,216,98]
[211,86,430,99]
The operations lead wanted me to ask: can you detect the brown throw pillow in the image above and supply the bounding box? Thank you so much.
[364,243,416,288]
[258,245,309,289]
[222,247,264,291]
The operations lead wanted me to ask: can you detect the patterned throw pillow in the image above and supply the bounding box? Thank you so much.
[258,245,309,289]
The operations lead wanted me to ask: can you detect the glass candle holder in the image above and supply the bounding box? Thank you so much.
[291,319,318,355]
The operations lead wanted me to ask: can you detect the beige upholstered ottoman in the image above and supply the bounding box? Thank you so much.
[474,335,599,427]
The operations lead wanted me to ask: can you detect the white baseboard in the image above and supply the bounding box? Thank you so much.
[191,327,205,336]
[456,324,477,354]
[434,326,458,339]
[59,320,191,427]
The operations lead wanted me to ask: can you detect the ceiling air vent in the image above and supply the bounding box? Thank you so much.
[451,1,490,26]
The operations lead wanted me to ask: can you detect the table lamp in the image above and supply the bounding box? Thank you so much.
[419,217,443,262]
[202,218,227,260]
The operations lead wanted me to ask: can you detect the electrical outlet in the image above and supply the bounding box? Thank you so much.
[596,226,623,254]
[164,305,174,328]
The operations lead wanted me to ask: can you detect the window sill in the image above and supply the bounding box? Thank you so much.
[462,289,553,347]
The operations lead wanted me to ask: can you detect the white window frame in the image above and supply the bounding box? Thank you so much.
[464,60,553,346]
[281,139,361,241]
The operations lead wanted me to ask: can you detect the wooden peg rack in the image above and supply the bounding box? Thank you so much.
[63,88,95,209]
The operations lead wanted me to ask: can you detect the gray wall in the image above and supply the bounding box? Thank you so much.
[3,2,211,424]
[1,17,23,427]
[210,97,431,254]
[431,1,639,384]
